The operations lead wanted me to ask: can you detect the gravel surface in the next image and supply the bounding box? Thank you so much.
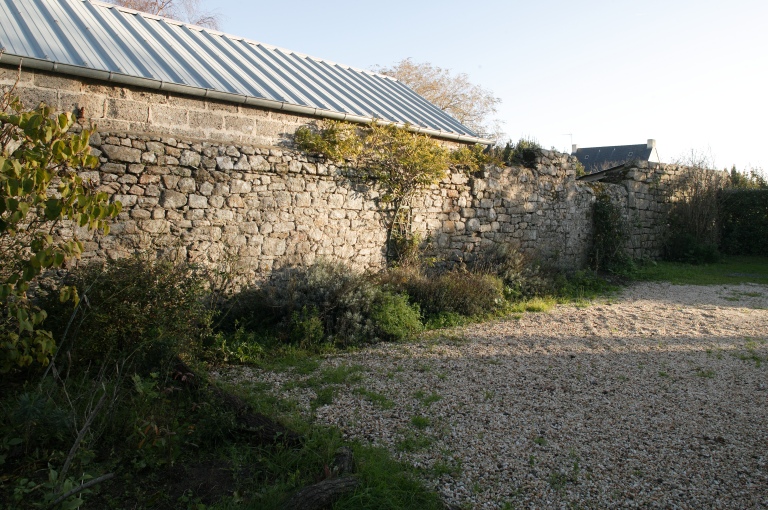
[217,282,768,509]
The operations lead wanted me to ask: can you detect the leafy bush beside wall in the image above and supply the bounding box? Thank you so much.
[719,189,768,256]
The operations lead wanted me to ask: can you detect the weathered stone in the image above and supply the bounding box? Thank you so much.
[216,156,233,170]
[262,238,286,256]
[101,144,142,163]
[230,179,252,194]
[180,150,201,168]
[160,190,187,209]
[188,194,208,209]
[178,177,196,193]
[101,162,126,174]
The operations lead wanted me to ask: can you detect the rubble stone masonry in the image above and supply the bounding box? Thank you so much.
[2,65,690,281]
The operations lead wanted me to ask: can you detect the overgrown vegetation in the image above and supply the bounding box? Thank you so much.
[663,166,726,263]
[589,185,632,273]
[221,260,422,349]
[487,137,542,169]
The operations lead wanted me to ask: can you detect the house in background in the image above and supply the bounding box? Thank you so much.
[572,140,660,174]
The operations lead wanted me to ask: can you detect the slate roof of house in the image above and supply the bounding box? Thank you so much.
[0,0,492,144]
[573,144,655,174]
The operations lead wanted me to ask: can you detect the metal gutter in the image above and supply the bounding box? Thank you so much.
[0,53,494,146]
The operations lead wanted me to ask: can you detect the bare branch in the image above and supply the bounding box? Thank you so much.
[373,59,503,139]
[106,0,220,29]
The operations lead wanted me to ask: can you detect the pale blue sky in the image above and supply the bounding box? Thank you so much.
[211,0,767,171]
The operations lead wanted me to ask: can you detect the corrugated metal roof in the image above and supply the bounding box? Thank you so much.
[0,0,491,144]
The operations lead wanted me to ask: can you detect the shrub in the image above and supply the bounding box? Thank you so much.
[718,189,768,256]
[383,265,504,318]
[663,166,725,264]
[471,243,556,300]
[43,257,212,373]
[488,137,542,168]
[590,187,633,273]
[224,261,421,347]
[0,94,121,373]
[370,292,422,342]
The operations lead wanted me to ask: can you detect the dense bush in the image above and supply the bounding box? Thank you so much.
[382,265,505,319]
[590,187,633,272]
[471,243,558,299]
[719,189,768,256]
[663,167,725,264]
[488,137,542,168]
[43,257,212,373]
[223,261,421,347]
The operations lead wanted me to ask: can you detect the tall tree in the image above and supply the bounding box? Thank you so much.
[373,58,503,140]
[106,0,220,29]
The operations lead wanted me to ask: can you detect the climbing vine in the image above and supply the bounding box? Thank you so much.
[295,121,491,260]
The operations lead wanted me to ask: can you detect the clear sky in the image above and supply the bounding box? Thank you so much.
[209,0,767,171]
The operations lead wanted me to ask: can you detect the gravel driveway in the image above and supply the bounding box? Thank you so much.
[220,282,768,509]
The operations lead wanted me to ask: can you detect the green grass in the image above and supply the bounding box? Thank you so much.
[320,364,365,384]
[354,387,395,410]
[396,431,434,452]
[411,415,431,429]
[509,297,557,313]
[631,256,768,285]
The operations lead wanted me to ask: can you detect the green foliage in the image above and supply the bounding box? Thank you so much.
[631,255,768,285]
[43,257,212,373]
[719,189,768,256]
[471,243,557,300]
[370,291,423,342]
[663,167,725,264]
[294,121,362,162]
[382,264,505,319]
[224,261,422,348]
[488,137,542,168]
[728,167,767,189]
[590,186,633,272]
[0,94,121,373]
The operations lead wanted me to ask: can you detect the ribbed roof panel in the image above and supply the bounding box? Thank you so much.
[0,0,489,143]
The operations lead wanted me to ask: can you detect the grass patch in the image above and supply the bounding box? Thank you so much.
[354,388,395,410]
[410,415,431,429]
[416,392,442,406]
[334,444,444,510]
[632,256,768,285]
[509,297,557,313]
[320,364,365,385]
[396,431,434,453]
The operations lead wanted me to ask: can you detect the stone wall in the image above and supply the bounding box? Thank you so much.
[3,65,700,280]
[413,151,595,268]
[597,162,700,260]
[71,131,596,281]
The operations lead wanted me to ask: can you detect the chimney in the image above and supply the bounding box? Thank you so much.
[572,144,578,154]
[647,139,656,149]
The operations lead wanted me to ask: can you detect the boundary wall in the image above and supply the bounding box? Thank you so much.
[2,65,691,280]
